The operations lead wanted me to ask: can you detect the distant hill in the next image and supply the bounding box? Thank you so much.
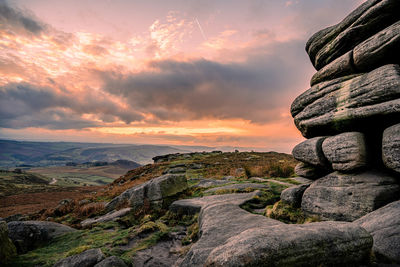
[0,140,192,167]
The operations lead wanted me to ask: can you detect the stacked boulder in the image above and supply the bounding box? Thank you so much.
[291,0,400,222]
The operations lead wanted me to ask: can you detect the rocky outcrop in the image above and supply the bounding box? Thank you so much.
[53,248,105,267]
[0,221,16,263]
[171,192,372,267]
[382,123,400,173]
[290,0,400,223]
[311,20,400,85]
[280,184,309,208]
[322,132,368,171]
[81,208,131,228]
[301,171,400,221]
[7,221,76,253]
[292,64,400,138]
[105,174,187,212]
[306,0,400,70]
[354,200,400,263]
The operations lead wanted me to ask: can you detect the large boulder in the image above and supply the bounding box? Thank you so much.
[172,192,373,267]
[205,222,372,267]
[0,221,16,263]
[382,123,400,173]
[292,137,329,168]
[354,200,400,263]
[53,248,105,267]
[105,174,188,212]
[291,64,400,138]
[311,20,400,85]
[7,221,76,253]
[322,132,368,172]
[306,0,400,70]
[301,171,400,221]
[280,184,310,208]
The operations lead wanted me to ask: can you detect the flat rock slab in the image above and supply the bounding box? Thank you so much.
[192,179,232,189]
[301,171,400,221]
[292,64,400,138]
[383,123,400,173]
[105,174,188,212]
[204,183,268,194]
[53,248,105,267]
[306,0,400,70]
[322,132,368,172]
[7,221,76,253]
[81,208,132,228]
[171,192,372,266]
[355,200,400,263]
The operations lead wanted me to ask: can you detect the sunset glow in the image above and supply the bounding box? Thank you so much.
[0,0,364,152]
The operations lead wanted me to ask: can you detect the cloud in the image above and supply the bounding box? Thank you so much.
[0,0,45,35]
[0,82,144,129]
[101,39,310,124]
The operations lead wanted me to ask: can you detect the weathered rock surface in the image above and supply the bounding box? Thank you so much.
[132,231,185,267]
[280,184,310,208]
[94,256,127,267]
[171,192,372,267]
[354,200,400,263]
[0,221,16,263]
[205,222,372,267]
[192,179,231,189]
[311,20,400,85]
[292,137,329,167]
[292,64,400,138]
[301,171,400,221]
[306,0,400,70]
[53,248,105,267]
[81,208,131,228]
[7,221,76,253]
[105,174,187,212]
[294,162,325,179]
[322,132,368,171]
[383,123,400,173]
[204,183,268,194]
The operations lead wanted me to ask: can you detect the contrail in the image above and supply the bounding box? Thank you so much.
[195,17,207,41]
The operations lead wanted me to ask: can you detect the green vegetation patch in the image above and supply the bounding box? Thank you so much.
[266,201,320,224]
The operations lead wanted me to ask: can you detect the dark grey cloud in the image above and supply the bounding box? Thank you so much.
[0,0,45,35]
[101,40,312,123]
[0,83,143,129]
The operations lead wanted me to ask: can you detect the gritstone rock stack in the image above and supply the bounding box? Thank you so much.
[291,0,400,222]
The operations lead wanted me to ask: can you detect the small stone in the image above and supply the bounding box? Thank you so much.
[280,184,310,208]
[292,137,329,168]
[94,256,127,267]
[294,162,326,179]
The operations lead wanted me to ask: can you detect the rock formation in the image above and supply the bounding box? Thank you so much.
[291,0,400,222]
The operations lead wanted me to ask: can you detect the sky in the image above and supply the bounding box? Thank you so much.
[0,0,364,152]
